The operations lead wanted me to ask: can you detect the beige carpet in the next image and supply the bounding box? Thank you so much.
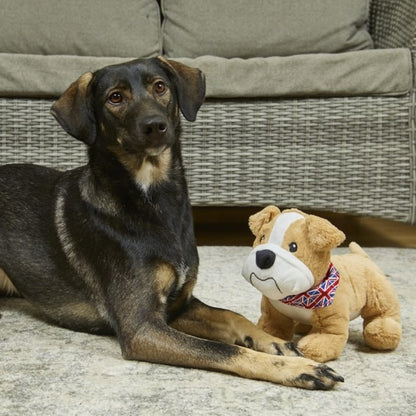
[1,247,415,416]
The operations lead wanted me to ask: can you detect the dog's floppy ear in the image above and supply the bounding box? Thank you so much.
[51,72,96,145]
[249,205,281,236]
[305,215,345,250]
[157,56,206,122]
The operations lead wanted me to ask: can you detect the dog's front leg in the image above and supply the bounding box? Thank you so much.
[110,267,343,389]
[169,297,300,356]
[121,315,342,389]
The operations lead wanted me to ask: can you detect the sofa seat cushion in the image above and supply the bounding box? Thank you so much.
[177,50,413,98]
[0,0,161,58]
[162,0,373,58]
[0,49,411,99]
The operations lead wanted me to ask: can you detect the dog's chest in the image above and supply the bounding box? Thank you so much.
[133,150,172,193]
[135,160,165,192]
[269,298,313,324]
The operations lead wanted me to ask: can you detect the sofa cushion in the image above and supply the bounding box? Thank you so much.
[175,50,413,98]
[0,0,161,58]
[0,49,411,99]
[162,0,373,58]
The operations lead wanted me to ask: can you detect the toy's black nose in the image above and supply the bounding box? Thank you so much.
[256,249,276,269]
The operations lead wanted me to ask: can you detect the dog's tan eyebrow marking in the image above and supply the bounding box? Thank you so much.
[144,73,166,83]
[105,84,132,100]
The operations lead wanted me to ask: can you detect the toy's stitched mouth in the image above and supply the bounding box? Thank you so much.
[249,272,282,294]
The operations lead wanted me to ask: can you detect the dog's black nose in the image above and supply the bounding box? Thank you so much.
[141,117,168,137]
[255,249,276,270]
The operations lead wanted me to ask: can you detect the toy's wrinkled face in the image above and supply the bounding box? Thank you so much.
[242,212,314,300]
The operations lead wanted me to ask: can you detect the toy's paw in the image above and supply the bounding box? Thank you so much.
[298,333,346,362]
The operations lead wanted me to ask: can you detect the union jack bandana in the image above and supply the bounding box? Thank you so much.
[280,263,340,309]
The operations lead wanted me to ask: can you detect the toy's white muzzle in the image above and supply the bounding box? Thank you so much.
[242,211,314,300]
[242,243,314,300]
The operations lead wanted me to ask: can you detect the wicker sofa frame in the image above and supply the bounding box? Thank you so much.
[0,0,415,224]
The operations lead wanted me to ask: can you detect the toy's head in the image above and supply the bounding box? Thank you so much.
[242,206,345,300]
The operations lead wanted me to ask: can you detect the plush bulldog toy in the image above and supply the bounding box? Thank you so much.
[242,206,401,362]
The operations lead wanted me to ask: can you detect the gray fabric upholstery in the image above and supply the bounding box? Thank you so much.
[0,49,411,98]
[0,0,161,58]
[176,50,412,98]
[162,0,373,58]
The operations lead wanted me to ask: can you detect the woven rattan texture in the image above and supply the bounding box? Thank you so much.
[0,99,87,169]
[0,97,414,223]
[369,0,416,52]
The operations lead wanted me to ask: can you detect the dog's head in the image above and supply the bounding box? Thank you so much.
[242,206,345,300]
[51,57,205,154]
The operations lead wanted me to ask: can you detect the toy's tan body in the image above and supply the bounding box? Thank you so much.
[243,206,402,363]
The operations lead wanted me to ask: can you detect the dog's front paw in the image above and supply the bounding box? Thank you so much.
[293,362,344,390]
[237,347,343,389]
[238,334,302,357]
[271,341,303,357]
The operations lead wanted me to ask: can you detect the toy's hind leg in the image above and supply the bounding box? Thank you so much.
[363,316,401,350]
[362,272,401,350]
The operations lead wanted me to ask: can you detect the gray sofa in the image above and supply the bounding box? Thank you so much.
[0,0,415,224]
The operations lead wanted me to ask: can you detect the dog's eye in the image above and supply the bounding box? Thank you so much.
[154,81,167,95]
[108,92,123,105]
[289,242,298,253]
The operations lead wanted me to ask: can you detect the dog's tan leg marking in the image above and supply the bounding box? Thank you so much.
[0,268,19,296]
[169,298,298,356]
[155,263,177,304]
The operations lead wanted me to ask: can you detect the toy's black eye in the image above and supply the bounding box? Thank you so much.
[108,92,123,104]
[289,242,298,253]
[154,80,167,95]
[260,235,266,243]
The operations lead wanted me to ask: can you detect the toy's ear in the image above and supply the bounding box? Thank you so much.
[305,215,346,250]
[248,205,281,236]
[51,72,96,145]
[156,56,206,122]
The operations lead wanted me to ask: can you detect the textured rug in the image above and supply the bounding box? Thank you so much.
[1,247,415,416]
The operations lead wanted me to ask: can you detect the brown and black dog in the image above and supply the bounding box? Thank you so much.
[0,57,343,389]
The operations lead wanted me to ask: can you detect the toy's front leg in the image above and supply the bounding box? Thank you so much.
[297,308,349,362]
[258,296,296,341]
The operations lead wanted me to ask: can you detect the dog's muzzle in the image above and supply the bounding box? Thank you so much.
[242,243,314,300]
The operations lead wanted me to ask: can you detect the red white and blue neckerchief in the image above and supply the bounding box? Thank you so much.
[280,263,340,309]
